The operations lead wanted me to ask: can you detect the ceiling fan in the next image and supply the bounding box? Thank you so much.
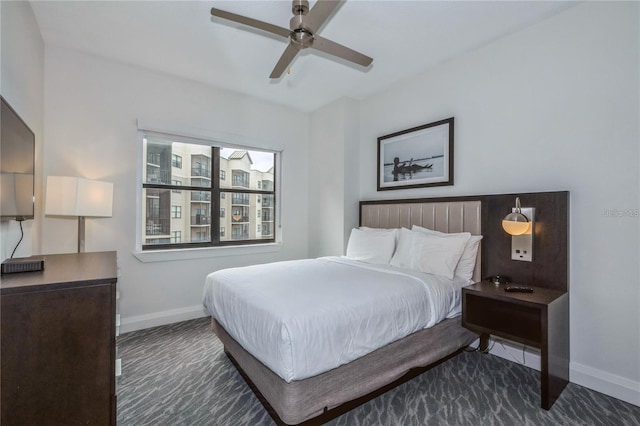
[210,0,373,79]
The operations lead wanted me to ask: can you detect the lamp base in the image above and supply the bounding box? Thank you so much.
[78,216,85,253]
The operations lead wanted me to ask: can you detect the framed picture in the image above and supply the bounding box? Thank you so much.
[377,117,454,191]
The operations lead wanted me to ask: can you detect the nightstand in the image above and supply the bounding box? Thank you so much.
[462,281,569,410]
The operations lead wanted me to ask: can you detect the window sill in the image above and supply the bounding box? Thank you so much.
[132,242,282,263]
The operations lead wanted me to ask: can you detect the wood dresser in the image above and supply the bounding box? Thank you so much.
[1,251,117,426]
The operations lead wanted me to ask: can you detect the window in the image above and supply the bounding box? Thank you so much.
[172,179,182,193]
[171,206,182,219]
[141,134,277,250]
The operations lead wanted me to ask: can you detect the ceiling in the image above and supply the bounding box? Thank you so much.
[30,1,577,112]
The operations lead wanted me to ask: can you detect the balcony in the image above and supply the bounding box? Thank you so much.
[231,170,250,189]
[146,170,171,185]
[191,192,211,202]
[262,224,274,237]
[146,218,170,236]
[191,214,211,226]
[191,167,211,179]
[231,215,249,223]
[147,153,162,166]
[231,194,250,205]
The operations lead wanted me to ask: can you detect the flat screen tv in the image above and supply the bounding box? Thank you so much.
[1,96,35,221]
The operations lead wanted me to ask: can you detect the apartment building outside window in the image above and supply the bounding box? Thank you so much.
[171,206,182,218]
[141,132,277,250]
[172,154,182,169]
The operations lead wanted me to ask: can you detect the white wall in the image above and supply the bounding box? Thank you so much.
[42,46,310,330]
[308,97,359,257]
[0,1,44,260]
[357,2,639,405]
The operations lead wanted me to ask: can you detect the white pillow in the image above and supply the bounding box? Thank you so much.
[345,228,396,265]
[359,226,400,245]
[412,231,470,279]
[389,228,414,269]
[412,225,482,281]
[455,235,482,281]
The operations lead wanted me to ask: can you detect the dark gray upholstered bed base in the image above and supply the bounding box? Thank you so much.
[213,318,478,425]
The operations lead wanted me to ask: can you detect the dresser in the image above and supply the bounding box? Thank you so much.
[1,251,117,426]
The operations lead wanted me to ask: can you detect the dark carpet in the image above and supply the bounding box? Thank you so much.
[116,317,639,425]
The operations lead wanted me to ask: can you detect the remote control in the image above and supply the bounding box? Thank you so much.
[504,285,534,293]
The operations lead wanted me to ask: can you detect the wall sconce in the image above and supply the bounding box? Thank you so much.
[501,197,534,262]
[45,176,113,253]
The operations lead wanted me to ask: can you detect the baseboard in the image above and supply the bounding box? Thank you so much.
[487,337,542,371]
[120,305,209,334]
[570,362,640,407]
[472,338,640,407]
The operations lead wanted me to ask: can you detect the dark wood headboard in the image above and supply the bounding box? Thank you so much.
[360,191,569,292]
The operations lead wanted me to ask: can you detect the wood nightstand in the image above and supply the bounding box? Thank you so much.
[462,281,569,410]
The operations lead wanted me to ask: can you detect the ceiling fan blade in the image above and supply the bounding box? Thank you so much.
[312,36,373,67]
[211,7,290,39]
[270,43,301,79]
[304,0,343,34]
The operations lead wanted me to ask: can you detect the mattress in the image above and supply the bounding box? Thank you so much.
[203,256,469,383]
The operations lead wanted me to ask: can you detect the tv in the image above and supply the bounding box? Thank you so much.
[1,96,35,221]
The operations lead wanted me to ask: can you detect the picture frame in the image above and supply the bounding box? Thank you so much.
[377,117,454,191]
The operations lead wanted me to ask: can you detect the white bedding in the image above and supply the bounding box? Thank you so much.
[203,256,469,383]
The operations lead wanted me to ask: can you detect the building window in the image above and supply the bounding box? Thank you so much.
[172,154,182,169]
[171,205,182,219]
[172,179,182,193]
[141,134,277,250]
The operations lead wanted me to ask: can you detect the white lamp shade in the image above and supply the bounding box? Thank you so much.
[45,176,113,217]
[501,218,530,236]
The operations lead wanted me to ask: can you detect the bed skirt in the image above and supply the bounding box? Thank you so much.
[212,317,477,425]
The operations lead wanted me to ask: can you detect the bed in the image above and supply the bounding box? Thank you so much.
[203,200,482,425]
